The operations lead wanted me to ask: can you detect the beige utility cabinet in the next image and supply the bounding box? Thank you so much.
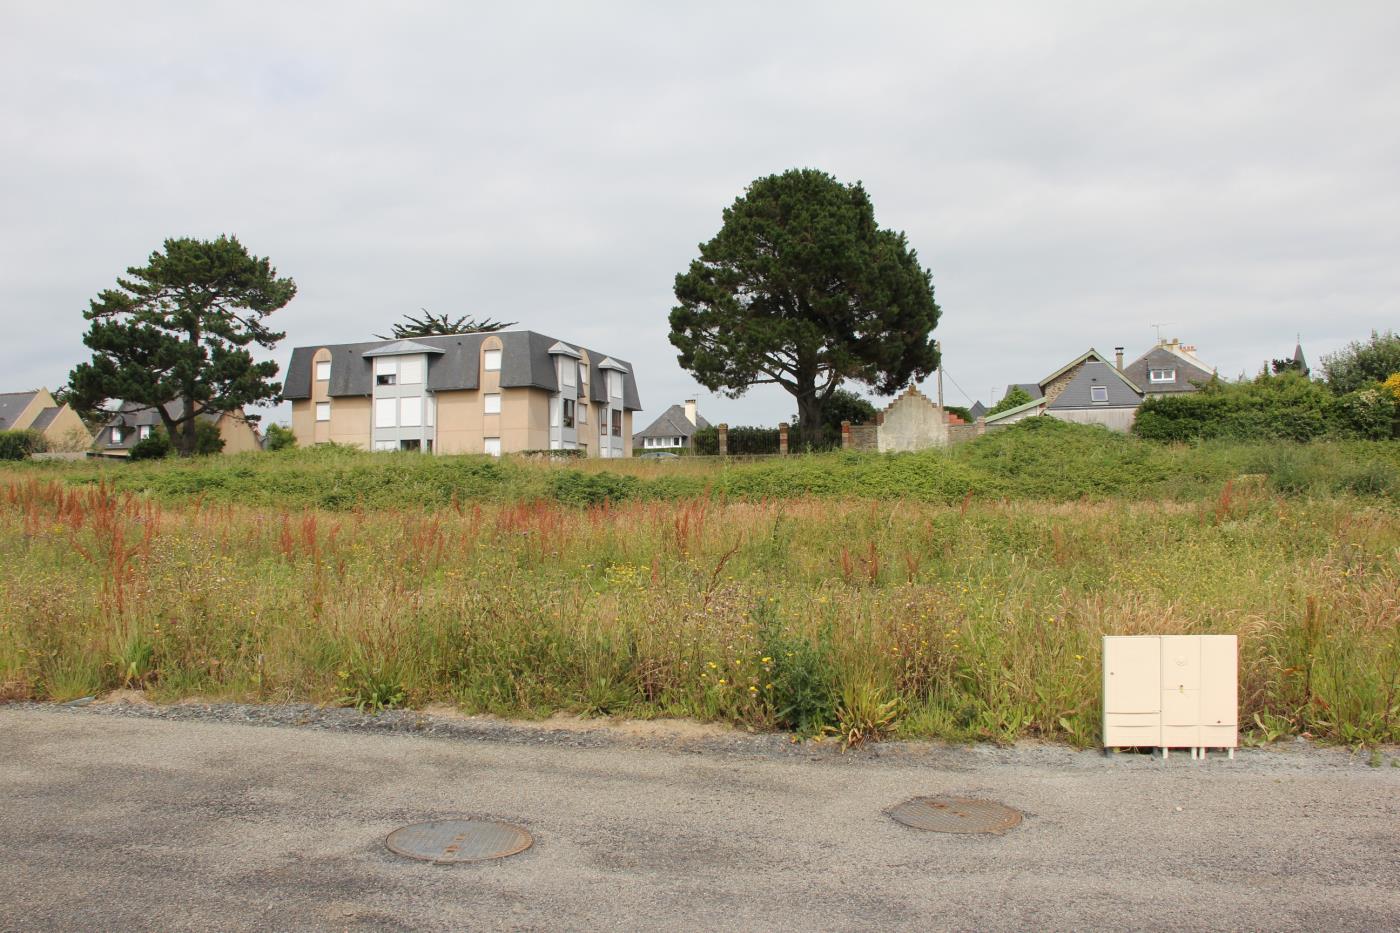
[1103,635,1237,758]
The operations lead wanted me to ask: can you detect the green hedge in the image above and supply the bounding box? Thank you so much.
[0,430,46,460]
[1132,373,1400,442]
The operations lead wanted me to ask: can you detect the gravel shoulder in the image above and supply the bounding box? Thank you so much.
[2,701,1398,932]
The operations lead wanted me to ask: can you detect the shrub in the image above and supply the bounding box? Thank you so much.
[0,430,45,460]
[1133,372,1398,442]
[264,423,297,451]
[128,430,173,461]
[193,420,225,456]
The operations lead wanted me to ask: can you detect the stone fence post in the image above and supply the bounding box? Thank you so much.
[778,422,789,455]
[717,423,728,457]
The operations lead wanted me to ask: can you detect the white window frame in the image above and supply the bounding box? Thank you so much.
[1090,385,1109,403]
[560,360,576,389]
[608,371,622,400]
[399,397,422,428]
[138,425,152,441]
[577,402,586,424]
[110,427,124,445]
[315,402,331,423]
[315,360,331,381]
[483,437,501,457]
[1149,368,1176,383]
[484,393,501,415]
[483,349,502,372]
[375,397,397,428]
[373,440,397,452]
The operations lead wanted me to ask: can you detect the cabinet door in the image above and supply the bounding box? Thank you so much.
[1161,725,1200,748]
[1160,635,1201,692]
[1162,687,1200,726]
[1104,714,1160,748]
[1103,637,1161,713]
[1200,635,1238,726]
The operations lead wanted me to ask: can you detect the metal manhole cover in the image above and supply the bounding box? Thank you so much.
[889,796,1022,834]
[386,819,533,863]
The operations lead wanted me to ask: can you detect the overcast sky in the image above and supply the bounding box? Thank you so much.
[3,2,1397,427]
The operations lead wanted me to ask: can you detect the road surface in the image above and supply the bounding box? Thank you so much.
[2,705,1398,931]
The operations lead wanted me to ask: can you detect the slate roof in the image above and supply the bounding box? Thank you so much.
[968,401,987,420]
[1123,346,1214,394]
[99,400,233,450]
[633,403,709,440]
[0,390,39,430]
[29,406,61,431]
[1046,361,1144,410]
[282,330,641,411]
[1011,383,1044,401]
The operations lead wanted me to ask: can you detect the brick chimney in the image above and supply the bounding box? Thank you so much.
[1114,347,1124,372]
[684,399,696,425]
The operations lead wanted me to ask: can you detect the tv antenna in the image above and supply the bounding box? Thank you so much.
[1150,322,1175,342]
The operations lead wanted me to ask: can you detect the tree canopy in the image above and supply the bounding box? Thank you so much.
[376,309,516,340]
[670,168,940,444]
[67,236,294,456]
[1320,330,1400,394]
[989,385,1034,416]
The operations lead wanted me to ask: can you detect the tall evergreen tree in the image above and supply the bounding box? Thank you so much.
[376,310,515,339]
[67,236,294,456]
[670,169,941,445]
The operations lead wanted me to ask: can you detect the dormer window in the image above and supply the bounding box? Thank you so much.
[375,358,397,386]
[484,349,502,371]
[110,427,124,445]
[315,361,331,381]
[1090,385,1109,403]
[1149,369,1176,383]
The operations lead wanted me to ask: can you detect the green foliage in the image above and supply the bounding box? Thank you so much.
[945,405,971,422]
[263,423,296,451]
[127,429,173,461]
[375,308,515,339]
[670,168,941,443]
[1321,330,1400,395]
[547,471,640,506]
[67,235,294,457]
[339,662,407,713]
[760,613,838,737]
[1133,372,1400,442]
[816,388,878,427]
[0,430,46,461]
[989,385,1034,416]
[192,420,226,456]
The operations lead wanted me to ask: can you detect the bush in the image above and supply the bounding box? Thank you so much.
[0,430,45,460]
[128,430,173,461]
[264,423,296,451]
[192,420,225,456]
[1133,372,1398,442]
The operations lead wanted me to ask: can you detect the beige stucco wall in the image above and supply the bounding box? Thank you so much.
[1046,408,1138,433]
[877,388,949,453]
[8,389,55,432]
[327,397,371,447]
[219,411,262,453]
[41,406,93,451]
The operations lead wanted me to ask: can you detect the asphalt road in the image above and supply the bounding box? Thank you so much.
[2,706,1398,932]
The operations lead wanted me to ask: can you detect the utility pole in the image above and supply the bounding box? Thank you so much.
[936,340,944,410]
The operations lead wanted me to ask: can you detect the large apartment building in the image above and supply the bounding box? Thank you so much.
[282,331,641,457]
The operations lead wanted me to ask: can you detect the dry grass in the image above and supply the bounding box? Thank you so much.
[1,475,1397,745]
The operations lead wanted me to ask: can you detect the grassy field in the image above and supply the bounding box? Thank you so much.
[9,418,1400,509]
[2,421,1396,747]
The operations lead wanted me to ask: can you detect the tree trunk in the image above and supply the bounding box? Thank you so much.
[794,389,825,450]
